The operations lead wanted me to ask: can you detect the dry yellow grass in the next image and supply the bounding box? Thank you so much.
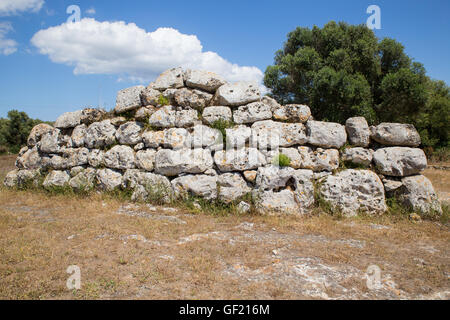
[0,155,449,299]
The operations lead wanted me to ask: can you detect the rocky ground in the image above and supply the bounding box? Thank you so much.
[0,155,448,300]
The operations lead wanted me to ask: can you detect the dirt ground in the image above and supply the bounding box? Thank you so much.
[0,155,449,300]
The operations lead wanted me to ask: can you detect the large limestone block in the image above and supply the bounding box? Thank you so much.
[71,124,87,147]
[54,110,83,129]
[171,174,218,200]
[214,82,260,106]
[97,168,123,191]
[398,175,442,214]
[320,169,387,216]
[39,128,63,153]
[4,169,19,188]
[27,123,54,147]
[136,149,157,171]
[251,120,307,149]
[233,102,272,124]
[69,168,97,191]
[50,147,89,170]
[152,67,185,91]
[80,108,106,125]
[226,125,252,149]
[214,148,266,172]
[184,69,227,93]
[114,85,144,114]
[43,170,70,189]
[255,166,295,190]
[162,128,192,149]
[85,120,117,149]
[174,88,213,110]
[148,106,177,128]
[371,123,421,147]
[192,125,222,150]
[142,130,165,148]
[88,149,105,168]
[257,185,313,215]
[273,104,311,123]
[373,147,427,177]
[217,173,251,203]
[155,148,213,176]
[141,86,162,106]
[306,120,347,149]
[345,117,370,147]
[115,121,143,145]
[104,145,136,170]
[202,106,232,125]
[175,109,199,128]
[16,147,41,169]
[341,147,373,166]
[297,146,339,172]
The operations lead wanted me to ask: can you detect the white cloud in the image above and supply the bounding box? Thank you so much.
[30,18,264,84]
[85,7,95,15]
[0,22,18,55]
[0,0,44,16]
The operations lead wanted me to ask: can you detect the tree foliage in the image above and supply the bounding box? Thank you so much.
[264,21,449,150]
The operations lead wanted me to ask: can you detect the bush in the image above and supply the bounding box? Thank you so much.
[272,153,291,167]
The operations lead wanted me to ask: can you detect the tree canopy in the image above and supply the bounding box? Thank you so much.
[264,21,449,150]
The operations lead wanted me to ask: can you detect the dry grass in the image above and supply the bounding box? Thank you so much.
[0,155,449,300]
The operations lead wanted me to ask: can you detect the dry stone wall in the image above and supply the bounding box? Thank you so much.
[4,67,443,217]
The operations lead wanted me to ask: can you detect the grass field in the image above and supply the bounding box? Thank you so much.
[0,155,449,299]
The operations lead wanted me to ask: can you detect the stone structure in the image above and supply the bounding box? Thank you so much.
[4,68,442,217]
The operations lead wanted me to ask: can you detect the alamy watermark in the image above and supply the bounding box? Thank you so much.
[66,265,81,290]
[366,5,381,30]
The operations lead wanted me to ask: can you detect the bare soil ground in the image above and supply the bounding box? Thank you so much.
[0,156,449,300]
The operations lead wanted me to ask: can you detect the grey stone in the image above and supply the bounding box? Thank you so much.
[202,106,232,125]
[373,147,427,177]
[27,123,54,147]
[307,120,347,148]
[85,120,117,149]
[97,168,123,191]
[214,148,266,172]
[39,128,62,153]
[226,125,251,149]
[4,169,19,188]
[398,175,442,214]
[214,82,260,106]
[152,67,185,91]
[273,104,311,123]
[54,110,83,129]
[184,69,227,93]
[296,147,340,172]
[69,168,97,191]
[250,120,307,150]
[104,145,136,170]
[115,121,143,145]
[136,149,157,171]
[141,87,162,106]
[217,173,251,203]
[148,106,177,128]
[175,109,199,128]
[341,147,373,166]
[345,117,370,147]
[43,170,70,189]
[233,102,272,124]
[80,108,106,125]
[192,124,223,150]
[114,85,144,113]
[71,124,87,147]
[174,88,213,110]
[155,148,213,176]
[371,123,421,147]
[88,149,104,168]
[16,146,41,169]
[171,174,218,200]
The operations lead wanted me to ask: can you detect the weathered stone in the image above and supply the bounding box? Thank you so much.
[373,147,427,177]
[174,88,213,110]
[273,104,311,123]
[237,201,251,213]
[4,169,19,188]
[233,102,272,124]
[296,147,339,172]
[398,175,442,214]
[202,106,232,125]
[257,189,308,215]
[43,170,70,189]
[192,125,222,150]
[250,120,307,149]
[136,149,156,171]
[134,143,145,151]
[142,130,164,148]
[49,148,89,170]
[277,148,302,168]
[135,106,156,121]
[175,109,199,128]
[39,128,62,153]
[172,174,218,200]
[148,105,176,128]
[162,128,191,149]
[217,173,251,203]
[85,120,116,149]
[307,120,347,148]
[114,85,144,113]
[16,169,41,187]
[255,166,296,191]
[345,117,370,147]
[70,166,85,177]
[110,117,127,127]
[71,124,87,147]
[16,147,41,169]
[27,123,54,147]
[382,178,403,193]
[54,110,82,129]
[88,149,104,168]
[214,82,260,106]
[371,123,421,147]
[104,145,136,170]
[341,147,373,166]
[130,172,174,203]
[97,168,123,191]
[69,168,97,191]
[226,125,251,149]
[152,67,184,91]
[243,170,257,183]
[155,148,213,176]
[184,69,227,93]
[141,87,162,106]
[115,121,143,145]
[80,108,106,125]
[261,96,280,112]
[214,148,267,172]
[320,169,387,216]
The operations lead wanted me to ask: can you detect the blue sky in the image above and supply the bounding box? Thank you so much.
[0,0,449,121]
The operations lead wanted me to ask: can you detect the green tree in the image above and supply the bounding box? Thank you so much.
[264,21,444,149]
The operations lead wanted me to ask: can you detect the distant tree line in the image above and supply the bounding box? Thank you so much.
[264,21,449,156]
[0,110,52,154]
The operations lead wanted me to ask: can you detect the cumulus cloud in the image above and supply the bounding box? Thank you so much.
[85,7,96,15]
[30,18,264,84]
[0,22,18,55]
[0,0,44,16]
